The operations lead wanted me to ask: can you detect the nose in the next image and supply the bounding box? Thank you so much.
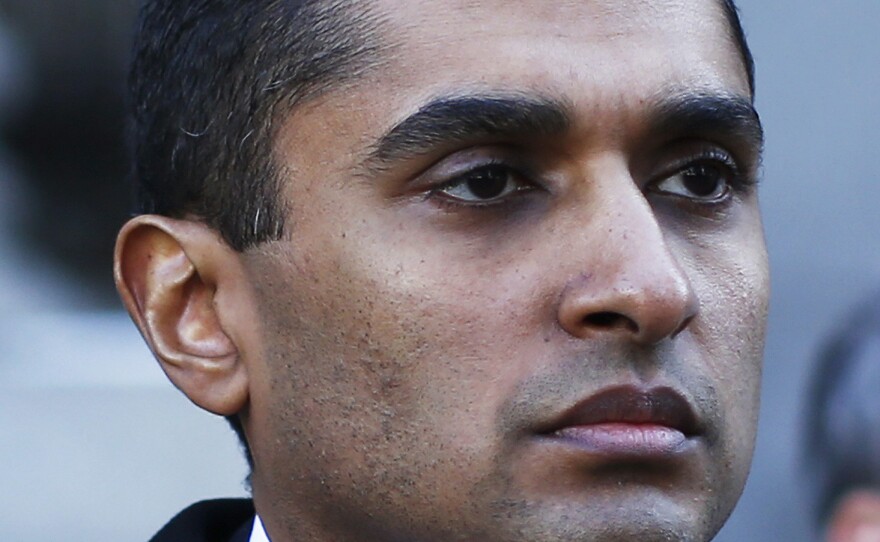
[556,186,698,346]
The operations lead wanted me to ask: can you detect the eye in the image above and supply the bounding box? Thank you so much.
[653,162,732,202]
[436,163,533,204]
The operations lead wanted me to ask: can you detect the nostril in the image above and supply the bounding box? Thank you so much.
[583,311,638,333]
[585,312,617,327]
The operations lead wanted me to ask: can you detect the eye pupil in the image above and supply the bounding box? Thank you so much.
[466,166,509,199]
[682,164,722,197]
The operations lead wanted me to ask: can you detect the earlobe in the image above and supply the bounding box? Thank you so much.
[114,215,250,416]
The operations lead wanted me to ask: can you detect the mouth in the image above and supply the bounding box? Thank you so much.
[538,385,702,460]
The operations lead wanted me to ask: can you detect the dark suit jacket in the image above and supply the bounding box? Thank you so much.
[149,498,255,542]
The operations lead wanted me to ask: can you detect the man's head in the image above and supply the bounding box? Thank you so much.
[116,1,768,541]
[805,293,880,541]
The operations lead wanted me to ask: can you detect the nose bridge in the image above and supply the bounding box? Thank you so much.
[607,182,692,304]
[557,167,698,346]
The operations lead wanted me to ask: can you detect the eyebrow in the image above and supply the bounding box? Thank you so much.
[648,91,764,154]
[362,93,571,172]
[360,89,763,175]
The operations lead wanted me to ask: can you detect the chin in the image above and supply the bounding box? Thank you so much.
[481,491,721,542]
[507,516,716,542]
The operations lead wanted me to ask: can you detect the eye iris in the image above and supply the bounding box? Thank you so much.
[682,164,723,197]
[466,166,509,199]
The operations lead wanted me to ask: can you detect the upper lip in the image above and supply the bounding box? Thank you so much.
[540,385,701,437]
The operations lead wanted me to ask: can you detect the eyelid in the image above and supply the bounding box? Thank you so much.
[431,160,538,205]
[645,146,757,212]
[677,147,738,172]
[409,146,536,191]
[649,145,747,189]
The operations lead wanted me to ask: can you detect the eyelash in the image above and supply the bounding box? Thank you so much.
[648,146,756,209]
[665,147,751,189]
[428,158,538,210]
[424,147,754,211]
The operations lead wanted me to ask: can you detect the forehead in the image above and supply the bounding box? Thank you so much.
[275,0,749,173]
[371,0,747,99]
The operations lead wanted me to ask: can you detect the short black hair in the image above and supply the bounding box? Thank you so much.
[127,0,755,472]
[804,291,880,525]
[129,0,387,250]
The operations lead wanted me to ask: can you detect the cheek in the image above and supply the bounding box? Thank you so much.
[249,230,543,517]
[685,224,769,489]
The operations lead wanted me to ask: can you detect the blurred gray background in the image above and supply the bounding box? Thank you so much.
[0,1,877,540]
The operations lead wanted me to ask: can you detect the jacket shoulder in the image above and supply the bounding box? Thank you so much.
[149,498,255,542]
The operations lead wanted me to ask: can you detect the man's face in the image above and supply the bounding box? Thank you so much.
[242,1,768,541]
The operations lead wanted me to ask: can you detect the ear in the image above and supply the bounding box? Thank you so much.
[114,215,252,416]
[827,490,880,542]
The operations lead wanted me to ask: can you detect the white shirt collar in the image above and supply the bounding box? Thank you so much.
[249,514,271,542]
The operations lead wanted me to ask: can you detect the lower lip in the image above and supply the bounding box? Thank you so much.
[548,423,691,457]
